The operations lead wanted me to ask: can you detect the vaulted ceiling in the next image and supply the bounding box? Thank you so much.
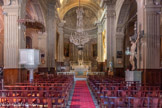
[60,0,102,38]
[58,0,102,20]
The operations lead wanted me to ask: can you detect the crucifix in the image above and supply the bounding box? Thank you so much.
[129,22,144,71]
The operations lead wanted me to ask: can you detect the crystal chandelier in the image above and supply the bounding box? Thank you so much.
[70,0,90,48]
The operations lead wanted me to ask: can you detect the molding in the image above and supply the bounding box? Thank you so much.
[99,8,106,23]
[58,1,100,20]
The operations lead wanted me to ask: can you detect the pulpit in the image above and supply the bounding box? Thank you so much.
[19,49,40,82]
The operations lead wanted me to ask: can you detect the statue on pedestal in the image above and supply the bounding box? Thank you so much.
[108,61,113,76]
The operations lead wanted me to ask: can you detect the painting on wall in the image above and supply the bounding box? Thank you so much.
[117,51,123,58]
[64,43,69,57]
[93,44,97,57]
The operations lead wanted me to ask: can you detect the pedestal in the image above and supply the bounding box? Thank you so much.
[125,71,142,83]
[29,69,34,82]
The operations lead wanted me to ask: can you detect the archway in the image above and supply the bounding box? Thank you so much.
[115,0,137,77]
[59,0,100,20]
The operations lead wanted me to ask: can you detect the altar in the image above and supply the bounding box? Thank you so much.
[73,65,88,79]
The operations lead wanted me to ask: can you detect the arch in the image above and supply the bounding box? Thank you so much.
[116,0,137,33]
[63,6,98,31]
[59,1,100,20]
[115,0,137,33]
[114,0,138,72]
[26,0,46,26]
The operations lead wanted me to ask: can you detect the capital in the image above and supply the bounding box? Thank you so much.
[106,10,116,17]
[100,0,116,8]
[58,21,65,27]
[58,28,64,34]
[3,0,18,6]
[96,22,103,33]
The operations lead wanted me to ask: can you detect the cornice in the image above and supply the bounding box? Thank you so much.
[100,0,117,8]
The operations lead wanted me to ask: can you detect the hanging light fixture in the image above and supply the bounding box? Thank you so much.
[70,0,90,49]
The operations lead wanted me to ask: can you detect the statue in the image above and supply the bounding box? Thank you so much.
[129,36,139,71]
[76,8,84,28]
[108,61,113,76]
[129,22,139,71]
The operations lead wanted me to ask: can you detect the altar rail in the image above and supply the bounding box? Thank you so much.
[57,72,75,75]
[70,61,91,66]
[57,72,105,76]
[87,72,105,75]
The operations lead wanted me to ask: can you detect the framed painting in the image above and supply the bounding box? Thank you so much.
[117,51,123,58]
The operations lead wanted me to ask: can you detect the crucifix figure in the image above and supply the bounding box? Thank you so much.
[129,22,139,71]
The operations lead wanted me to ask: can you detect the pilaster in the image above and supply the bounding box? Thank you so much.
[3,0,27,84]
[3,0,26,69]
[46,1,57,71]
[105,5,116,68]
[58,22,64,62]
[97,22,103,62]
[142,3,161,69]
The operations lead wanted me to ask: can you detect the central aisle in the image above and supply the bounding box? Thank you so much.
[70,81,95,108]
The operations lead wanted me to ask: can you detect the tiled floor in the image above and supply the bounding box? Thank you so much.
[70,81,96,108]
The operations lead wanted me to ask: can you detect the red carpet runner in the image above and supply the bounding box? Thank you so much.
[70,81,95,108]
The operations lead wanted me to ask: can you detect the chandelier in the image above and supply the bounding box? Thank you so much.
[70,0,90,49]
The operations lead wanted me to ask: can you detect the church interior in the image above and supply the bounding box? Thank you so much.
[0,0,162,107]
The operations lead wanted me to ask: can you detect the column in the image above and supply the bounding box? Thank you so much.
[3,0,27,84]
[58,22,64,62]
[106,5,116,69]
[97,22,104,72]
[143,3,161,69]
[97,22,103,62]
[46,1,57,73]
[137,0,161,84]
